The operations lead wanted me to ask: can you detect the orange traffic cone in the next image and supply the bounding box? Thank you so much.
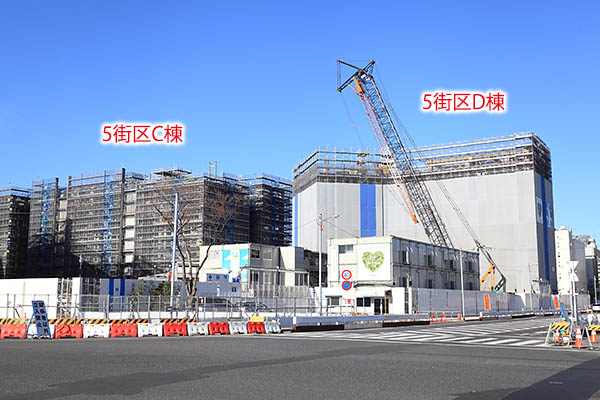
[591,330,598,344]
[574,326,584,349]
[432,313,438,323]
[441,313,447,323]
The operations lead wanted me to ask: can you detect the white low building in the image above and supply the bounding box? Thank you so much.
[324,235,480,315]
[187,243,312,297]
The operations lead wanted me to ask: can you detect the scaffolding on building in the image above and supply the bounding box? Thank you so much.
[293,133,552,195]
[243,174,292,246]
[0,188,30,279]
[26,166,292,279]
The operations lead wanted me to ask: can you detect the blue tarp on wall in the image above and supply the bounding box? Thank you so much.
[360,184,376,237]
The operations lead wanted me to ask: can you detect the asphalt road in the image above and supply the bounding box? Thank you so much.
[1,317,600,400]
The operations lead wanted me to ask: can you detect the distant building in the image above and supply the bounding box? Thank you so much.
[0,188,30,278]
[577,235,600,301]
[555,227,589,295]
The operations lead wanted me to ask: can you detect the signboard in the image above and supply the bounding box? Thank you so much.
[342,281,352,291]
[553,296,560,310]
[356,243,391,281]
[483,294,491,311]
[30,300,52,339]
[341,270,352,280]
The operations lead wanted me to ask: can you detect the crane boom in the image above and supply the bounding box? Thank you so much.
[337,60,452,248]
[337,59,506,291]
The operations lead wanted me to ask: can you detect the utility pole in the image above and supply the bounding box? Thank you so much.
[317,213,339,316]
[460,251,465,318]
[170,192,179,308]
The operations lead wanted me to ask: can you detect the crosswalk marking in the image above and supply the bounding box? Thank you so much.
[273,319,560,349]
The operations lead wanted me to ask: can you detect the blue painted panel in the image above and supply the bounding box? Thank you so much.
[240,249,248,267]
[540,177,550,280]
[120,279,125,296]
[360,184,376,237]
[108,278,114,295]
[222,250,231,271]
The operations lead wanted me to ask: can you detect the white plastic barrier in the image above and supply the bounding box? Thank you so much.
[137,323,163,337]
[265,320,282,334]
[26,323,55,338]
[187,322,210,336]
[83,324,111,338]
[229,321,248,334]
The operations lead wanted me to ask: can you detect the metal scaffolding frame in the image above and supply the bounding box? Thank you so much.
[293,133,551,195]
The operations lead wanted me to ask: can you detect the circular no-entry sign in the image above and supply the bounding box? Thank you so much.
[342,281,352,291]
[341,270,352,280]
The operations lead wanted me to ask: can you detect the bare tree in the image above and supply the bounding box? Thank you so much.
[151,178,246,302]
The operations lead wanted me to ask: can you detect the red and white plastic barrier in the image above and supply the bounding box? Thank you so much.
[83,324,111,338]
[137,323,163,337]
[164,322,187,337]
[187,322,210,336]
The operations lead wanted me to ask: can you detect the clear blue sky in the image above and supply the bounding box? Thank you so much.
[1,1,598,238]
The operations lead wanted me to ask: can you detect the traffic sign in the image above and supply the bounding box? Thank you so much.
[341,270,352,280]
[342,281,352,291]
[30,300,52,339]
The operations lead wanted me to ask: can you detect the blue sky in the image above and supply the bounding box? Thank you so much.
[0,1,598,238]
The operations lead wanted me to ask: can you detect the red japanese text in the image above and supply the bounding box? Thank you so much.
[101,122,185,145]
[422,91,506,113]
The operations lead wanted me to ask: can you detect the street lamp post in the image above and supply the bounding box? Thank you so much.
[317,213,339,316]
[170,192,179,309]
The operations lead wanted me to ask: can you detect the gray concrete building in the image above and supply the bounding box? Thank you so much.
[293,133,556,294]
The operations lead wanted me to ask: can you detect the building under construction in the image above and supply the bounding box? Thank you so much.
[293,133,556,294]
[133,168,251,277]
[243,174,292,246]
[26,167,292,278]
[0,188,30,278]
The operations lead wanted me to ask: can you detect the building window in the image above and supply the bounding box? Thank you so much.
[426,254,433,267]
[339,244,354,254]
[402,250,410,265]
[357,298,371,307]
[328,296,341,306]
[427,279,433,288]
[468,282,474,290]
[401,277,407,287]
[264,249,272,260]
[448,259,454,269]
[251,249,260,259]
[250,271,260,283]
[295,273,307,286]
[449,281,455,289]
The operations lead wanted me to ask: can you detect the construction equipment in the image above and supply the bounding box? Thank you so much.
[337,60,452,248]
[337,59,506,291]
